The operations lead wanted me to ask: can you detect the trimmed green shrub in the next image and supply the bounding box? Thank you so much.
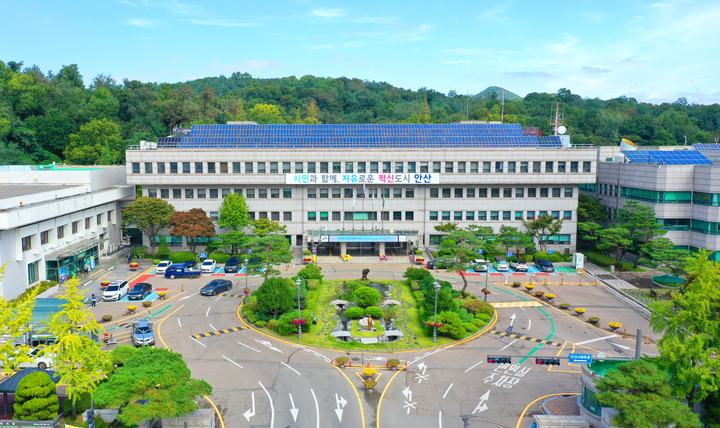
[298,264,324,284]
[243,298,259,313]
[432,252,439,258]
[268,319,279,331]
[168,251,198,263]
[352,286,383,308]
[61,391,91,416]
[475,313,492,322]
[247,314,259,323]
[585,252,618,267]
[422,289,457,315]
[410,281,421,292]
[451,289,461,298]
[524,254,534,262]
[277,310,310,335]
[383,305,399,321]
[458,308,474,323]
[303,250,311,255]
[403,267,432,282]
[470,294,477,299]
[255,320,267,328]
[471,318,486,328]
[132,246,148,258]
[413,291,426,302]
[463,322,479,333]
[437,311,466,340]
[414,249,423,255]
[307,279,320,290]
[110,345,137,367]
[462,300,494,316]
[208,251,231,263]
[365,306,383,319]
[344,307,365,319]
[14,372,58,420]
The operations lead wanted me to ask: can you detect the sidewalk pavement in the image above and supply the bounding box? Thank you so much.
[582,261,637,290]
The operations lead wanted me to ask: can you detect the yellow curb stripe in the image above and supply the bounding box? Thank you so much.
[516,393,580,428]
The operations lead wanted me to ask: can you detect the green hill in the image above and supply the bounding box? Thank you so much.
[476,86,521,101]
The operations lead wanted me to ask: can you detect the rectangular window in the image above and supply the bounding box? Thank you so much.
[520,161,529,173]
[320,188,329,198]
[442,188,451,198]
[408,162,416,173]
[108,211,112,223]
[307,189,316,198]
[173,189,181,198]
[268,212,278,221]
[320,211,329,221]
[132,162,140,174]
[246,189,255,198]
[197,189,206,198]
[503,211,511,221]
[308,212,316,221]
[395,162,404,173]
[515,211,523,220]
[370,162,379,173]
[479,188,487,198]
[194,162,203,173]
[345,188,353,198]
[420,162,429,173]
[332,188,341,198]
[563,211,572,220]
[405,211,414,221]
[383,162,392,173]
[445,162,454,173]
[540,188,549,197]
[495,162,504,173]
[332,212,341,221]
[527,211,536,220]
[393,188,402,198]
[271,188,279,199]
[358,162,366,173]
[458,162,466,173]
[491,211,499,221]
[466,188,476,198]
[454,211,463,221]
[211,212,219,221]
[508,162,516,173]
[222,189,230,198]
[552,211,560,220]
[405,188,414,198]
[284,212,292,221]
[533,161,541,173]
[470,161,479,173]
[430,188,439,198]
[185,189,195,198]
[381,211,389,221]
[478,211,487,220]
[208,162,217,173]
[545,162,554,173]
[295,162,303,173]
[570,161,578,173]
[284,189,292,198]
[257,162,266,173]
[41,230,49,244]
[558,162,566,173]
[552,188,561,198]
[393,211,402,221]
[516,188,524,198]
[503,188,512,198]
[57,226,64,239]
[85,217,91,229]
[248,212,255,221]
[466,211,475,221]
[430,211,438,221]
[148,189,157,198]
[454,188,463,198]
[144,162,153,174]
[235,189,243,195]
[528,188,537,198]
[565,188,573,198]
[245,162,253,173]
[539,210,548,216]
[270,162,278,173]
[583,161,591,173]
[345,162,353,173]
[433,162,441,173]
[183,162,191,174]
[333,162,341,173]
[210,189,219,198]
[320,162,328,173]
[308,162,316,173]
[170,162,178,173]
[233,162,241,173]
[483,162,491,173]
[491,188,500,198]
[442,211,451,221]
[22,236,32,251]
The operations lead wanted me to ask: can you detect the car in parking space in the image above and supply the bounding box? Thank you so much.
[128,282,153,300]
[510,258,528,272]
[224,257,240,273]
[493,256,510,271]
[0,347,54,370]
[103,280,130,301]
[156,260,172,274]
[471,259,488,271]
[200,279,233,296]
[201,259,216,273]
[535,258,555,272]
[426,257,459,269]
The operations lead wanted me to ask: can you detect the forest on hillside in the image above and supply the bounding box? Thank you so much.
[1,60,719,165]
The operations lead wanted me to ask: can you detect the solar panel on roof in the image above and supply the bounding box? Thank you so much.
[622,150,713,165]
[693,144,720,150]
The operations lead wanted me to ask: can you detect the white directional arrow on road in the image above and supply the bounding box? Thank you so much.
[243,392,255,421]
[402,386,412,401]
[289,393,299,422]
[254,338,284,353]
[472,390,491,414]
[335,393,347,422]
[417,361,428,375]
[509,313,516,326]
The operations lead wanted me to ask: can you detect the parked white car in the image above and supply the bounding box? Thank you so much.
[201,259,217,273]
[103,279,130,301]
[0,347,54,370]
[156,260,172,274]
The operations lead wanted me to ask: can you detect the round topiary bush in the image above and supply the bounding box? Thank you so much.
[344,307,365,319]
[462,300,494,316]
[267,319,279,331]
[255,320,267,328]
[248,314,259,323]
[13,371,59,420]
[463,322,479,333]
[352,286,383,308]
[365,306,383,319]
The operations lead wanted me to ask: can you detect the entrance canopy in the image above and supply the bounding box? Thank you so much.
[308,229,418,243]
[44,237,105,261]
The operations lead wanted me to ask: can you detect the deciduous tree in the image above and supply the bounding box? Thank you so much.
[434,222,458,235]
[63,118,123,165]
[0,263,38,375]
[522,215,563,252]
[249,218,287,237]
[218,193,250,254]
[169,208,217,254]
[121,197,175,255]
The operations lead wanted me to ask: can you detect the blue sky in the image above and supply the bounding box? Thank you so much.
[2,0,719,104]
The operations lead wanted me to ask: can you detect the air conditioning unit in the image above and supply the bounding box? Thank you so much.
[565,247,570,254]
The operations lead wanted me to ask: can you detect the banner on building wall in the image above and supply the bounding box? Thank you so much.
[59,267,69,283]
[323,235,401,243]
[286,173,439,185]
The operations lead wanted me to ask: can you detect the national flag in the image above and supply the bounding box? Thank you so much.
[382,195,386,208]
[371,194,375,206]
[363,182,366,197]
[352,193,356,207]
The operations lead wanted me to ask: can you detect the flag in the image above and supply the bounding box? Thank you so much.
[352,194,356,208]
[363,182,366,197]
[371,194,375,206]
[382,195,386,208]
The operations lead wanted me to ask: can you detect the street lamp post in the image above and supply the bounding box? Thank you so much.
[484,270,489,302]
[432,279,441,343]
[296,278,303,339]
[244,256,249,290]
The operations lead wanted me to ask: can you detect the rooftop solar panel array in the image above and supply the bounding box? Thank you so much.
[692,143,720,150]
[156,124,563,149]
[622,150,714,165]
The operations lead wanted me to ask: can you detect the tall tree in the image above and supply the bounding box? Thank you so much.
[242,235,293,279]
[0,264,38,375]
[497,225,533,254]
[522,215,563,252]
[596,358,701,428]
[615,201,668,268]
[438,230,484,298]
[247,103,286,124]
[578,194,608,223]
[63,118,123,165]
[93,347,212,425]
[249,218,287,237]
[596,227,633,265]
[218,193,250,254]
[434,222,459,235]
[43,279,111,418]
[254,277,296,319]
[649,250,720,403]
[169,209,217,254]
[121,197,175,255]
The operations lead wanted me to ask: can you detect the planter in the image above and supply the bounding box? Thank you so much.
[588,317,599,324]
[142,301,152,308]
[574,308,586,316]
[303,257,312,264]
[387,358,400,369]
[363,379,377,389]
[157,291,167,299]
[102,315,112,322]
[101,280,111,288]
[126,305,137,313]
[129,263,139,269]
[559,303,570,310]
[335,356,349,367]
[362,368,377,378]
[609,322,622,331]
[545,294,555,301]
[525,284,535,291]
[534,291,545,297]
[512,282,521,287]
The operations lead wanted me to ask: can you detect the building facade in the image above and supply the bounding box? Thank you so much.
[126,123,596,255]
[0,166,133,299]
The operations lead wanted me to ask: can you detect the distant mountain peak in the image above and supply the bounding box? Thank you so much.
[476,86,520,100]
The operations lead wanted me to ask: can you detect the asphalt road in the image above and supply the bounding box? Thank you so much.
[85,261,659,428]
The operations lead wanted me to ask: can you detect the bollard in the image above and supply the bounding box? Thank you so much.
[646,335,650,344]
[560,278,564,285]
[623,329,627,338]
[182,284,184,292]
[593,281,597,286]
[543,278,547,286]
[578,279,582,286]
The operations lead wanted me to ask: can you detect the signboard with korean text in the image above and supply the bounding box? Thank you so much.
[568,353,593,364]
[324,235,400,243]
[286,173,439,185]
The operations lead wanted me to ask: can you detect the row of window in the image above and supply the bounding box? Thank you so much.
[660,218,720,235]
[148,187,575,200]
[429,210,572,221]
[428,234,572,245]
[21,213,111,251]
[132,160,593,175]
[593,184,720,206]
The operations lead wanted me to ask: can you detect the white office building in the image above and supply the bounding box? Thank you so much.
[126,122,596,256]
[0,166,133,299]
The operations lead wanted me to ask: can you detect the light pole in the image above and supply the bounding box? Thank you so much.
[296,278,303,339]
[432,279,441,343]
[244,256,249,291]
[484,269,489,302]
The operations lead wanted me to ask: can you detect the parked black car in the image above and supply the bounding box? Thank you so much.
[224,257,240,273]
[200,279,233,296]
[426,257,459,269]
[535,258,555,272]
[128,283,153,300]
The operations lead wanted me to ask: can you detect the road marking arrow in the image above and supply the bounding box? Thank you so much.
[509,313,516,326]
[402,386,412,401]
[417,361,428,375]
[288,393,299,422]
[335,393,347,422]
[254,338,284,353]
[243,392,255,421]
[472,390,491,414]
[479,390,490,401]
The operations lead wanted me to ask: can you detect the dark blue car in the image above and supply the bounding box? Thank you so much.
[128,283,152,300]
[200,279,232,296]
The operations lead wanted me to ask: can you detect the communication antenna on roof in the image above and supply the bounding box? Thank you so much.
[551,103,564,136]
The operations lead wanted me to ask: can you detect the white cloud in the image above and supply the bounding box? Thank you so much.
[118,0,139,6]
[396,24,432,41]
[546,34,578,54]
[311,8,344,18]
[442,48,483,56]
[123,18,153,27]
[580,65,612,73]
[189,19,261,27]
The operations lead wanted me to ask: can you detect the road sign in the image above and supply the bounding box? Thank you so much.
[568,353,593,364]
[478,249,484,254]
[200,252,208,259]
[506,252,514,257]
[548,250,554,255]
[312,247,317,254]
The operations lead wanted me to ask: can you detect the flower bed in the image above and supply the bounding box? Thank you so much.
[102,315,112,322]
[363,379,377,389]
[387,358,400,368]
[559,303,570,309]
[545,293,555,301]
[142,301,152,307]
[335,356,349,366]
[575,308,586,316]
[363,368,377,378]
[609,322,622,331]
[588,316,599,324]
[534,291,545,297]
